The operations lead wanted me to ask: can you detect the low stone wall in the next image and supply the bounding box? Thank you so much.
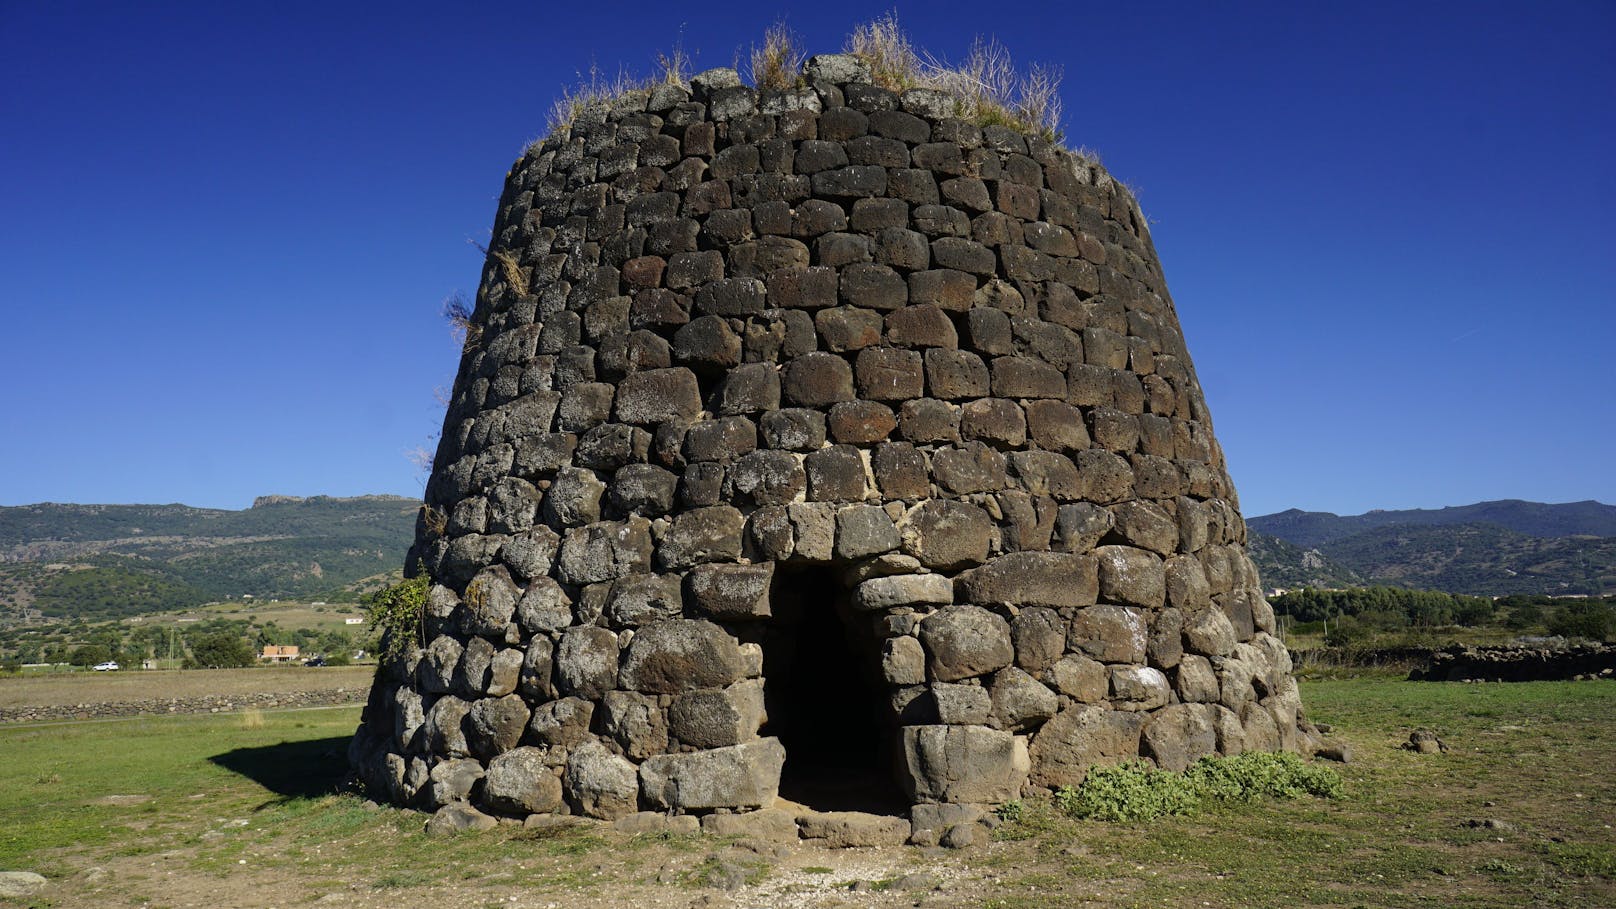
[1409,643,1616,682]
[0,687,365,723]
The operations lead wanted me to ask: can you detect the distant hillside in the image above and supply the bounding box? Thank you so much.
[0,496,418,623]
[1246,531,1363,590]
[1249,499,1616,549]
[1248,499,1616,597]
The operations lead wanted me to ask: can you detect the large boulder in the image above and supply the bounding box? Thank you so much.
[954,552,1098,608]
[465,694,531,758]
[900,725,1029,803]
[1142,703,1219,772]
[554,626,620,699]
[918,605,1013,682]
[481,746,563,814]
[1028,705,1145,788]
[668,680,766,748]
[564,740,640,820]
[619,620,744,693]
[639,738,786,810]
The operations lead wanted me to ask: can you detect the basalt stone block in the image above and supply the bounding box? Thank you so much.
[710,363,779,416]
[931,441,1007,494]
[854,346,924,401]
[760,407,827,451]
[639,738,786,810]
[482,747,564,815]
[555,626,619,700]
[898,499,993,569]
[686,562,774,619]
[835,504,901,559]
[565,741,640,820]
[619,619,744,694]
[682,416,757,464]
[872,441,929,499]
[1028,705,1145,788]
[990,667,1059,731]
[782,352,856,406]
[543,467,605,527]
[607,463,678,517]
[897,398,960,444]
[918,605,1014,682]
[1142,703,1219,772]
[727,449,806,505]
[960,398,1027,447]
[924,349,990,399]
[932,683,992,724]
[426,757,484,808]
[556,518,653,585]
[460,566,521,638]
[668,680,766,748]
[657,506,745,568]
[1010,607,1066,674]
[603,572,682,627]
[804,445,868,502]
[614,368,702,424]
[828,400,898,443]
[900,725,1029,804]
[956,552,1098,609]
[855,572,953,612]
[467,694,531,759]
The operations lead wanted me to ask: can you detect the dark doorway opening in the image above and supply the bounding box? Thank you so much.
[762,564,906,815]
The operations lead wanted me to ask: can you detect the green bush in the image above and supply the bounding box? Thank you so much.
[1055,762,1199,821]
[1184,751,1345,803]
[1055,752,1343,822]
[365,575,430,662]
[186,632,255,669]
[1547,601,1615,641]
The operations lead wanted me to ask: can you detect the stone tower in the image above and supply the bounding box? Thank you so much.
[351,53,1314,834]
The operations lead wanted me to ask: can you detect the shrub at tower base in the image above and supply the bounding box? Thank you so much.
[349,52,1320,836]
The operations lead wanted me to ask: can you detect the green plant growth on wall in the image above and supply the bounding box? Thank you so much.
[365,575,429,662]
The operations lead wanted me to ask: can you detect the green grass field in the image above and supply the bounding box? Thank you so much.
[1,677,1611,908]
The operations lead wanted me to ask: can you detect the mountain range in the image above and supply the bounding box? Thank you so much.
[1247,499,1616,596]
[2,493,1609,624]
[0,495,418,624]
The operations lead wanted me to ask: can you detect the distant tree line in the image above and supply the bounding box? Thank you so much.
[1272,586,1495,627]
[1272,587,1615,646]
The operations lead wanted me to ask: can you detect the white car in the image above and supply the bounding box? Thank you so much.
[92,661,120,671]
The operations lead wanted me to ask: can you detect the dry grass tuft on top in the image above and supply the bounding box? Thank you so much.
[921,36,1064,141]
[843,12,922,91]
[750,22,806,91]
[535,15,1072,148]
[847,15,1065,143]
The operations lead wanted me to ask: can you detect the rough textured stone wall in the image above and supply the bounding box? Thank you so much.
[350,53,1316,826]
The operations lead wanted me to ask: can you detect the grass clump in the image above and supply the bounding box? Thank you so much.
[844,12,921,90]
[845,12,1065,143]
[364,575,429,663]
[441,292,479,353]
[538,14,1071,149]
[750,21,806,90]
[1054,752,1344,822]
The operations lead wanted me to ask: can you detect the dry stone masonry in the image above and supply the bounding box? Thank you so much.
[351,53,1318,835]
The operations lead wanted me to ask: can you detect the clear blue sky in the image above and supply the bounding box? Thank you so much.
[2,1,1612,518]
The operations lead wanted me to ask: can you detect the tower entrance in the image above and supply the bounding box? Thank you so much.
[763,564,906,815]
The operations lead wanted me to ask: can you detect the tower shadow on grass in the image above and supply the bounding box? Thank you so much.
[209,736,352,804]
